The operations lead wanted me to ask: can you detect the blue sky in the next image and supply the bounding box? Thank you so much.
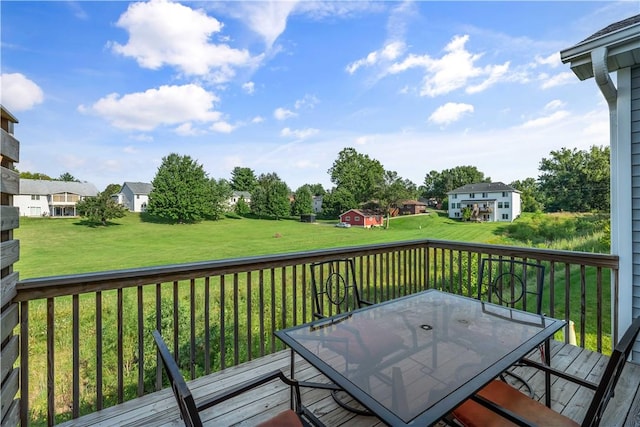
[2,1,638,192]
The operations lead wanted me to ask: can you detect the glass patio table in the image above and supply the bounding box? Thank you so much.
[275,289,565,426]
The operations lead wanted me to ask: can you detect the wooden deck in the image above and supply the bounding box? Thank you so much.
[59,341,640,427]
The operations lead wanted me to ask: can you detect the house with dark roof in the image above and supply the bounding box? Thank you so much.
[115,182,153,212]
[447,182,521,222]
[14,179,99,217]
[560,13,640,346]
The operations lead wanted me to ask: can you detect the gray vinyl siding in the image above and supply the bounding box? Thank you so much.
[632,66,640,360]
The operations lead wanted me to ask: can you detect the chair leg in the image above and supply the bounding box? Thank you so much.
[500,370,534,398]
[331,389,373,416]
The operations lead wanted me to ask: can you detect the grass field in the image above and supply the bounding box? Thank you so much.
[15,211,516,279]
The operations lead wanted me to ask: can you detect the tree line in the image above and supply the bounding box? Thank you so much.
[21,145,611,225]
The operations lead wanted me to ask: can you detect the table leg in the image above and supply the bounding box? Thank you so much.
[544,338,551,407]
[290,349,295,410]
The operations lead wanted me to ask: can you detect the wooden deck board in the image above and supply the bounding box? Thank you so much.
[58,341,640,427]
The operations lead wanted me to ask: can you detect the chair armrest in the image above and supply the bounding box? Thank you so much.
[359,299,374,306]
[469,394,537,427]
[520,358,598,390]
[197,369,301,411]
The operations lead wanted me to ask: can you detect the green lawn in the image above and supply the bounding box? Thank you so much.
[15,211,513,279]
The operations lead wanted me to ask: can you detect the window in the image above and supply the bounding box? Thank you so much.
[136,195,140,199]
[452,194,457,199]
[345,216,351,221]
[502,192,508,197]
[498,202,503,208]
[505,202,510,208]
[469,193,475,198]
[455,212,460,218]
[31,195,40,200]
[354,216,360,221]
[502,214,509,220]
[482,192,488,198]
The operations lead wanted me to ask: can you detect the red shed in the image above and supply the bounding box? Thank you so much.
[339,209,383,228]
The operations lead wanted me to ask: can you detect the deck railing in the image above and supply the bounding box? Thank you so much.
[14,239,619,426]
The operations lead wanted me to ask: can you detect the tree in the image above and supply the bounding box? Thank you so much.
[250,173,291,219]
[291,186,314,215]
[230,167,258,192]
[328,147,385,206]
[208,178,233,220]
[76,183,127,226]
[147,153,213,223]
[510,178,544,212]
[235,197,250,215]
[321,187,357,219]
[299,183,326,196]
[58,172,79,182]
[538,146,609,212]
[375,170,415,228]
[19,171,52,180]
[421,166,490,201]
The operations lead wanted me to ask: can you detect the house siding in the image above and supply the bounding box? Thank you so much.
[632,65,640,359]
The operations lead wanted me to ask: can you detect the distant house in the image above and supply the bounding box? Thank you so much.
[14,179,99,217]
[339,209,384,228]
[312,195,323,213]
[399,200,428,215]
[447,182,521,222]
[228,191,251,208]
[114,182,153,212]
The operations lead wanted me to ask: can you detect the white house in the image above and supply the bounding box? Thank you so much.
[447,182,521,222]
[312,195,323,213]
[115,182,153,212]
[560,14,639,348]
[14,179,99,217]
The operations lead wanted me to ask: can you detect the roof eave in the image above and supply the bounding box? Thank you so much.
[560,23,640,80]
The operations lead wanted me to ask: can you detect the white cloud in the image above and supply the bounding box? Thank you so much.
[388,35,509,97]
[80,84,221,131]
[242,81,255,94]
[280,127,319,139]
[346,41,406,74]
[541,72,576,89]
[0,73,44,111]
[252,116,265,123]
[355,136,370,145]
[123,146,139,154]
[274,107,297,120]
[110,0,257,79]
[545,100,566,111]
[294,94,319,110]
[428,102,474,126]
[211,121,235,133]
[535,53,561,68]
[175,122,201,136]
[236,1,299,48]
[519,110,570,129]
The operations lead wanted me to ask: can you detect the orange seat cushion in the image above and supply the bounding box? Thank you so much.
[453,380,579,427]
[324,321,404,363]
[256,409,303,427]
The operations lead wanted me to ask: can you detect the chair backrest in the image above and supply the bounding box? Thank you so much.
[310,258,364,319]
[152,330,203,427]
[478,258,544,315]
[581,316,640,427]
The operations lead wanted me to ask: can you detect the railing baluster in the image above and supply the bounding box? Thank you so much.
[20,301,29,427]
[220,275,226,370]
[270,268,276,353]
[155,284,161,390]
[580,265,586,348]
[172,281,179,361]
[137,286,144,396]
[596,267,603,353]
[564,263,571,344]
[204,276,211,374]
[47,297,54,426]
[190,278,196,379]
[259,269,265,356]
[117,288,123,403]
[96,291,103,407]
[73,294,79,418]
[233,273,239,366]
[247,271,253,361]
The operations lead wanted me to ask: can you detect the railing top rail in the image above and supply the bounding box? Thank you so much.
[15,239,618,301]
